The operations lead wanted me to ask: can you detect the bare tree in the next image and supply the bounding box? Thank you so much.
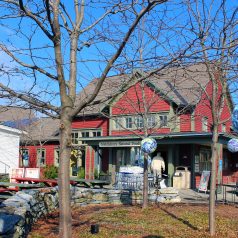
[181,0,238,235]
[0,1,170,237]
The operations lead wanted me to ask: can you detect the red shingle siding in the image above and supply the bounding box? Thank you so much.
[194,80,231,133]
[180,114,191,132]
[111,127,170,136]
[21,144,56,169]
[72,118,109,136]
[112,83,170,115]
[219,100,232,132]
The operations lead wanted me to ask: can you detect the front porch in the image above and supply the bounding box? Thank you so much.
[79,132,236,190]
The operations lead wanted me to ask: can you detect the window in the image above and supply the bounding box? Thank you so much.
[20,148,29,157]
[72,131,79,144]
[115,118,122,129]
[199,150,211,172]
[81,131,90,138]
[93,131,101,137]
[54,148,60,166]
[160,115,168,127]
[135,116,144,128]
[147,115,156,128]
[20,149,29,167]
[126,117,133,129]
[37,148,46,166]
[81,131,90,145]
[202,117,208,132]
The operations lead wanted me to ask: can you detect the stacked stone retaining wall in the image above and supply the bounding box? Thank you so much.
[0,186,180,237]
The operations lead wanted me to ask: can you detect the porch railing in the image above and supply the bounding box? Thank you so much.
[216,183,238,205]
[0,161,10,174]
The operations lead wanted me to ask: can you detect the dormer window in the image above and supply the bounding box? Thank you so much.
[135,116,144,128]
[160,115,168,127]
[126,117,133,129]
[147,115,156,128]
[115,118,122,129]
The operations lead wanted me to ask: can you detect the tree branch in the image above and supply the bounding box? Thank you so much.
[0,44,58,80]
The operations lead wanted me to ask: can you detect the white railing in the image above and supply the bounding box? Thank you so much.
[0,160,10,174]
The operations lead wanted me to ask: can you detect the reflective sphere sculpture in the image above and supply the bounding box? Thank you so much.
[232,106,238,133]
[227,138,238,153]
[141,138,157,154]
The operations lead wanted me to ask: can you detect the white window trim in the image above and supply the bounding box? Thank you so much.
[125,117,133,129]
[54,148,60,167]
[37,148,46,167]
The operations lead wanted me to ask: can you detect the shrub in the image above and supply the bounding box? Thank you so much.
[94,168,99,179]
[77,167,85,179]
[43,165,58,179]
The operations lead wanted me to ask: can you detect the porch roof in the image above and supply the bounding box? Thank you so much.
[83,132,236,147]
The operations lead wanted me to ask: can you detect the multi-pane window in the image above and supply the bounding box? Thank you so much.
[20,149,29,167]
[115,118,122,129]
[135,116,144,128]
[54,149,60,166]
[20,149,29,158]
[126,117,133,129]
[81,131,90,138]
[199,150,211,172]
[159,115,168,127]
[93,131,101,137]
[37,148,46,166]
[72,131,79,144]
[202,117,208,132]
[147,115,156,128]
[79,130,101,144]
[81,131,90,145]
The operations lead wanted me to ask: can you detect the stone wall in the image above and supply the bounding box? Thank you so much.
[0,187,180,237]
[0,187,58,238]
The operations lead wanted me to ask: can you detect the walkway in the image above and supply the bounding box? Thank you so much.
[179,185,238,205]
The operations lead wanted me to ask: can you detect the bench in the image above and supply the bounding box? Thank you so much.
[12,178,58,187]
[70,178,110,188]
[0,182,43,191]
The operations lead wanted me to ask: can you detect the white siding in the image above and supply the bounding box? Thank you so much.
[0,126,22,174]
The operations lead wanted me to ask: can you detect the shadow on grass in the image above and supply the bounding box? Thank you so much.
[143,236,164,238]
[159,206,198,230]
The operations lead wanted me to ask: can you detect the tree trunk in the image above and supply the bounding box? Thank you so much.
[58,110,73,238]
[142,153,148,209]
[209,125,219,236]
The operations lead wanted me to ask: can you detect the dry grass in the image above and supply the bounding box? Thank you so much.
[29,203,238,238]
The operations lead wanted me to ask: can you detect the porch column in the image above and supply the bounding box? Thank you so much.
[85,145,95,179]
[167,145,175,187]
[217,144,223,192]
[108,148,116,183]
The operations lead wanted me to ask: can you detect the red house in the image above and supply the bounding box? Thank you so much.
[20,64,238,188]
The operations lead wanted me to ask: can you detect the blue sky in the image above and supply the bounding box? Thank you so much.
[0,0,237,108]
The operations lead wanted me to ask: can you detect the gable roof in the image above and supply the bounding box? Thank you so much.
[21,117,60,143]
[150,64,210,106]
[75,64,211,116]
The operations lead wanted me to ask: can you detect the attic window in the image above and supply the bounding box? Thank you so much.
[135,116,144,128]
[160,115,168,127]
[147,115,156,128]
[126,117,133,129]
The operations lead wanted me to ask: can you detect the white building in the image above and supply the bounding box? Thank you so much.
[0,125,23,174]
